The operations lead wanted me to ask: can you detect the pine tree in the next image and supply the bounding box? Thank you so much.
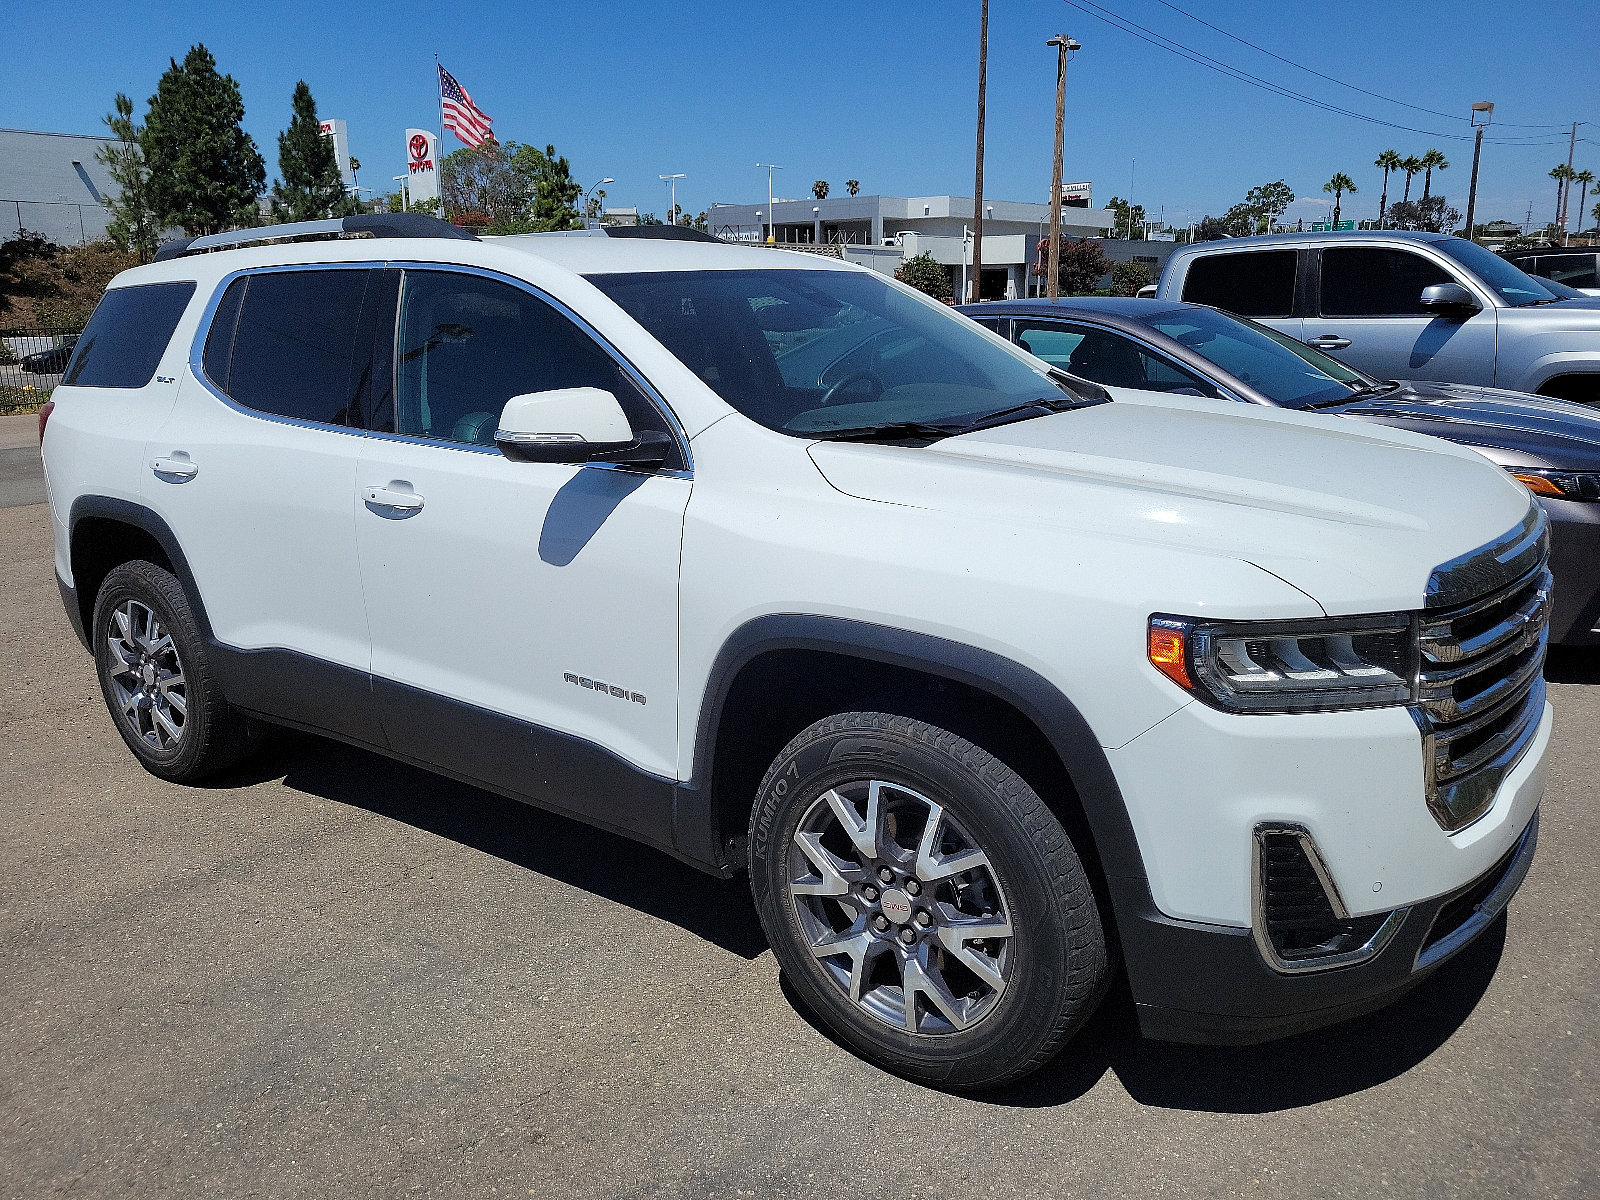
[142,45,266,235]
[96,93,161,263]
[529,144,583,232]
[271,81,350,222]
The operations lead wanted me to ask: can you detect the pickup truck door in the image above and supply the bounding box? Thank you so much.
[1299,246,1497,385]
[351,268,691,844]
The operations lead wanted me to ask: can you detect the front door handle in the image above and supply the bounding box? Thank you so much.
[151,456,198,481]
[363,485,425,513]
[1306,335,1353,351]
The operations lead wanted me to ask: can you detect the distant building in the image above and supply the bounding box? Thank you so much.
[1,128,119,245]
[706,193,1116,300]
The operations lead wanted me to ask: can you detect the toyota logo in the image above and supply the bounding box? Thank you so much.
[409,134,429,162]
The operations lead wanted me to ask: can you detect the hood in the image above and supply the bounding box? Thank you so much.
[807,391,1536,615]
[1339,381,1600,471]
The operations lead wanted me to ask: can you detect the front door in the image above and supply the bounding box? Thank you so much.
[353,268,691,842]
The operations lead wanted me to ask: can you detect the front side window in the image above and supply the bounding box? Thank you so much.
[1179,251,1297,318]
[63,281,196,389]
[1014,320,1219,397]
[590,268,1077,436]
[391,271,677,463]
[1143,306,1370,409]
[1320,248,1452,317]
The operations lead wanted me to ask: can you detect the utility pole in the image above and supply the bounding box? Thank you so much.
[1558,121,1584,244]
[1045,35,1080,301]
[971,0,989,303]
[1463,101,1493,243]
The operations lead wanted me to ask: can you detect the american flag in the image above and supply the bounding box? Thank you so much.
[438,64,494,148]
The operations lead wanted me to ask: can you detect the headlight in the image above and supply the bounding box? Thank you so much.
[1508,468,1600,502]
[1148,614,1416,713]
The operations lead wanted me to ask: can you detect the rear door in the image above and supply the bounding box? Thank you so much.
[1176,248,1301,341]
[1299,245,1498,384]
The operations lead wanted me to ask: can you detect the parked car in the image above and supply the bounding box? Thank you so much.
[42,214,1550,1089]
[20,334,78,375]
[960,296,1600,645]
[1500,248,1600,297]
[1155,231,1600,404]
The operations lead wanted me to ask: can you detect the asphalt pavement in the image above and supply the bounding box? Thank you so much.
[2,422,1595,1198]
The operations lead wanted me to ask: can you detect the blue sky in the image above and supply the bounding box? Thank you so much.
[5,0,1597,229]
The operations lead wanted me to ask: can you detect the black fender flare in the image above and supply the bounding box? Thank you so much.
[65,495,214,642]
[674,614,1157,918]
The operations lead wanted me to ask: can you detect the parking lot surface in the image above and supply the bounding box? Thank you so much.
[2,420,1596,1198]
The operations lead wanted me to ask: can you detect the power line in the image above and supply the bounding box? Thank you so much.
[1060,0,1569,146]
[1149,0,1567,130]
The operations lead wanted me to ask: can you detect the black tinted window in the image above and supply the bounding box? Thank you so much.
[223,270,373,425]
[62,281,196,388]
[201,277,244,388]
[394,271,676,462]
[1321,248,1451,316]
[1537,253,1598,289]
[1180,251,1297,318]
[1014,320,1219,397]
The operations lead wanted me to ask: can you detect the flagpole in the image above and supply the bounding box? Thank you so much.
[434,53,449,223]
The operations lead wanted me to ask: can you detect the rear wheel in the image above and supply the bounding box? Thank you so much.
[749,711,1108,1089]
[92,560,258,782]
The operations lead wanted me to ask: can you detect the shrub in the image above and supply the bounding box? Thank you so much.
[895,252,951,302]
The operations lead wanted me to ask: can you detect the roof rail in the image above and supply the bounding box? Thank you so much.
[153,213,478,262]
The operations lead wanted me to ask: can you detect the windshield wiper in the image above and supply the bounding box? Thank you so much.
[955,395,1090,432]
[1305,380,1399,408]
[807,420,971,443]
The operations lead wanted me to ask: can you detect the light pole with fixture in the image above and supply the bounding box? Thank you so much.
[659,173,685,226]
[1463,102,1493,243]
[583,176,614,223]
[392,175,409,212]
[757,163,782,242]
[1045,35,1081,301]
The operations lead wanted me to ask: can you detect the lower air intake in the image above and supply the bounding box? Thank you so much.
[1253,825,1407,974]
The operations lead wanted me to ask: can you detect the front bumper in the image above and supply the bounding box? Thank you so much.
[1545,497,1600,645]
[1124,809,1538,1044]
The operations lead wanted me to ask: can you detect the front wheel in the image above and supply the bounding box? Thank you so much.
[748,712,1108,1090]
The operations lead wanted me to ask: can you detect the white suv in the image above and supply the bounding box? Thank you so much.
[41,215,1551,1088]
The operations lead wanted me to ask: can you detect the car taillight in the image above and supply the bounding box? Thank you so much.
[38,399,55,445]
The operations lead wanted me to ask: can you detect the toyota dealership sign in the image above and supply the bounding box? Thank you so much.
[406,129,440,204]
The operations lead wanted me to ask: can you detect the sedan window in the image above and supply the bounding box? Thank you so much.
[1145,307,1366,409]
[1013,319,1220,398]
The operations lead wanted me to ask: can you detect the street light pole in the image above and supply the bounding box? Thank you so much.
[971,0,989,303]
[757,163,782,243]
[1045,35,1080,302]
[1463,102,1493,243]
[392,175,409,212]
[659,173,685,226]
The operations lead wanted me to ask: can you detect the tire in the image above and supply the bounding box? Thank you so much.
[748,711,1108,1090]
[91,559,259,783]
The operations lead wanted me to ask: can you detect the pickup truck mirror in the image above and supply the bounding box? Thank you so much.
[1418,283,1481,318]
[494,387,671,468]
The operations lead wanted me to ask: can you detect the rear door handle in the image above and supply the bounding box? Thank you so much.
[362,485,425,513]
[151,456,198,481]
[1306,335,1352,351]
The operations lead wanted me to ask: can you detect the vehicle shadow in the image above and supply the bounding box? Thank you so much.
[223,730,769,960]
[1545,645,1600,685]
[782,918,1506,1113]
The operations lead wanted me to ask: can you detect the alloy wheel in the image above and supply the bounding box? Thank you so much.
[104,599,187,753]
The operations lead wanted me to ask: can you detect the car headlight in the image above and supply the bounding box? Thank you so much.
[1148,614,1416,713]
[1508,468,1600,502]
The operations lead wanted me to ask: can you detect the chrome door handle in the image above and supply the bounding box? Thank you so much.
[362,485,424,512]
[1306,335,1352,351]
[151,457,198,481]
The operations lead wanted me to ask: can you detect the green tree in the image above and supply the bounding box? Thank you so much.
[527,143,583,231]
[1374,150,1402,228]
[95,93,161,263]
[1110,259,1153,297]
[845,179,860,196]
[1574,170,1594,233]
[1192,214,1237,242]
[1224,180,1295,234]
[142,44,265,235]
[1323,172,1357,227]
[1033,236,1113,293]
[1591,196,1600,234]
[1399,155,1422,204]
[895,251,951,301]
[812,180,829,200]
[1385,196,1457,234]
[1104,195,1146,239]
[1419,149,1448,202]
[1550,163,1575,230]
[270,81,350,222]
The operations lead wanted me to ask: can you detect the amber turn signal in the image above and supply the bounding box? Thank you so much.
[1509,471,1565,499]
[1147,619,1193,690]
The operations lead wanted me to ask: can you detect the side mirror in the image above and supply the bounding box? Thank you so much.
[1419,282,1481,318]
[494,387,672,468]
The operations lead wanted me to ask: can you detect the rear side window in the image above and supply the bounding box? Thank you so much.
[61,281,196,388]
[203,270,376,426]
[1180,251,1297,318]
[1538,254,1598,289]
[1321,248,1452,316]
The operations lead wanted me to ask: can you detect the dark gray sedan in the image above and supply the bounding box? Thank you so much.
[959,297,1600,646]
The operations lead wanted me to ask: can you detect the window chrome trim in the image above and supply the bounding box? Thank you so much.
[185,259,694,477]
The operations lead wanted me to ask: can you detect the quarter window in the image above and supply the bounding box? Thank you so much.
[62,281,196,389]
[1320,248,1453,317]
[1180,251,1297,318]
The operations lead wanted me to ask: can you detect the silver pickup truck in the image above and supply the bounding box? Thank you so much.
[1155,231,1600,405]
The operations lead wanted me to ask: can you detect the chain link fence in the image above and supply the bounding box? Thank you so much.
[1,326,82,414]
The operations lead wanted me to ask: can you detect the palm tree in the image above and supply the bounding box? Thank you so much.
[1323,172,1357,227]
[1551,164,1575,231]
[812,180,829,200]
[845,179,860,196]
[1419,149,1449,202]
[1400,155,1423,203]
[1374,150,1402,227]
[1574,170,1595,235]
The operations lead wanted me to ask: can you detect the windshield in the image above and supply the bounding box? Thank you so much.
[1143,306,1377,409]
[588,268,1082,436]
[1433,238,1563,306]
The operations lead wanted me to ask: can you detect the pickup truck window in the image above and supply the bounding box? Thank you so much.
[1179,251,1296,318]
[1321,248,1451,317]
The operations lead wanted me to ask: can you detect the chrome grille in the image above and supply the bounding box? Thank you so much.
[1414,509,1551,832]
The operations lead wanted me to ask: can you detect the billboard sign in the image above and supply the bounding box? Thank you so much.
[1060,181,1092,208]
[318,119,355,189]
[406,129,440,205]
